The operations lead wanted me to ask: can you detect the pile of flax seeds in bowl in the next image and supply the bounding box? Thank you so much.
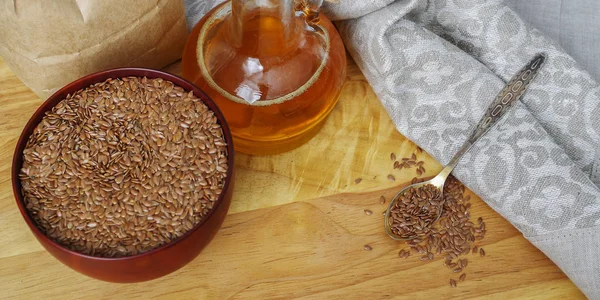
[19,77,229,258]
[358,149,487,288]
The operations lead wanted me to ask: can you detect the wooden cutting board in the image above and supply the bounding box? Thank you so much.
[0,57,585,299]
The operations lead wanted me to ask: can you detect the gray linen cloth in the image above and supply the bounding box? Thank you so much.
[506,0,600,83]
[184,0,600,297]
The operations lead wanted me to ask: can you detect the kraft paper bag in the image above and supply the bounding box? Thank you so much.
[0,0,188,99]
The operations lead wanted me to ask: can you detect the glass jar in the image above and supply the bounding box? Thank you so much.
[182,0,346,155]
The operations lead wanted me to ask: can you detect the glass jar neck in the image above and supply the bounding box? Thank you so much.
[229,0,300,50]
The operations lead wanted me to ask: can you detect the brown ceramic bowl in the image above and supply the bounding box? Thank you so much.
[11,68,235,283]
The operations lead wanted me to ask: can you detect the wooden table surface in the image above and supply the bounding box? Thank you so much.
[0,56,585,299]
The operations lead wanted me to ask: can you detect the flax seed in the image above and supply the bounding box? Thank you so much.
[450,279,457,288]
[20,77,229,258]
[390,176,487,283]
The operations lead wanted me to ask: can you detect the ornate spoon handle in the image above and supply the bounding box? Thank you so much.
[468,54,546,143]
[436,54,546,180]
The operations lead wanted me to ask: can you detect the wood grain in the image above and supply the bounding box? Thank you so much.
[0,56,584,299]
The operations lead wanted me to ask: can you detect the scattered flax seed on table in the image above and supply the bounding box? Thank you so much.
[391,152,426,176]
[386,175,487,288]
[370,150,486,287]
[355,178,362,184]
[450,279,457,288]
[398,249,410,258]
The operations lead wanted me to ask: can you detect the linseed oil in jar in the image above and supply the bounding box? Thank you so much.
[182,0,346,155]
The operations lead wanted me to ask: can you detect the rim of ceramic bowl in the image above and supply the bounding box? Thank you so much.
[11,67,235,261]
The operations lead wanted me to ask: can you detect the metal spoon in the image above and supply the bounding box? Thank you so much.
[384,54,546,241]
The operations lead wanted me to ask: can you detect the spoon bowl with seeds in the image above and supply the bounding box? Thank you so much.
[384,54,546,241]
